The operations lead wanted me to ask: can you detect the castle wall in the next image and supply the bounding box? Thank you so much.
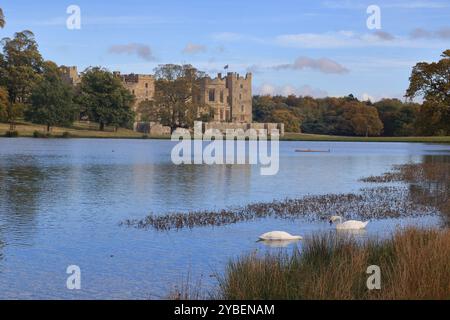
[197,75,230,122]
[60,66,80,86]
[119,74,155,120]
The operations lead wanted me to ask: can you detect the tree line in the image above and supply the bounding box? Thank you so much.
[0,29,135,132]
[254,50,450,137]
[0,8,449,136]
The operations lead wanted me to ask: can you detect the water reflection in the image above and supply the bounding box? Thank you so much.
[259,239,302,248]
[0,139,449,299]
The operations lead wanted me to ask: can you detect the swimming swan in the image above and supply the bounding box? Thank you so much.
[258,231,303,241]
[329,216,369,230]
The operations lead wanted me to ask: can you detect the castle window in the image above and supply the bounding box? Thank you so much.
[209,89,215,102]
[241,105,244,112]
[132,90,135,95]
[220,91,224,103]
[240,84,243,89]
[145,83,148,88]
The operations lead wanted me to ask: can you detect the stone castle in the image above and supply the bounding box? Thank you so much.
[60,66,283,136]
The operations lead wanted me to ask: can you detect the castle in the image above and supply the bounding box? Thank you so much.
[60,66,283,135]
[61,66,252,123]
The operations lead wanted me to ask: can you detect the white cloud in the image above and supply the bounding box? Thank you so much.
[108,43,155,61]
[182,43,207,54]
[274,56,349,74]
[275,30,444,48]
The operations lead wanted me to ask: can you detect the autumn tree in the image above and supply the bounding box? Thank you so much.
[152,64,207,131]
[0,8,5,28]
[0,30,44,130]
[406,50,450,135]
[78,67,135,131]
[25,61,78,132]
[0,86,8,120]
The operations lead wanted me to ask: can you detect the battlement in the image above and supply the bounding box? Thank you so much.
[60,66,80,85]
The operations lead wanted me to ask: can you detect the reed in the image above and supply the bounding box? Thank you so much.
[217,228,450,300]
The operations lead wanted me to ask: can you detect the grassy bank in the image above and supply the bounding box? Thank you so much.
[0,121,166,139]
[216,228,450,300]
[284,132,450,143]
[2,122,450,142]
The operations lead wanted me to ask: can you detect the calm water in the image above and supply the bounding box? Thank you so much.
[0,138,448,299]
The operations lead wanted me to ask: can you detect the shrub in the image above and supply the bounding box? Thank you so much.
[4,130,19,137]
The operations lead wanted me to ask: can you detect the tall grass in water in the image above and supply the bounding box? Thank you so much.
[218,228,450,300]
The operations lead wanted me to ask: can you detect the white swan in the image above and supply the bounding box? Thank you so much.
[258,231,303,241]
[329,216,369,230]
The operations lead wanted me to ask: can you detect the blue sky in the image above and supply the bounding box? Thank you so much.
[1,0,449,101]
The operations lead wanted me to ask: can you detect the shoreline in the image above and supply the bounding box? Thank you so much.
[1,123,450,143]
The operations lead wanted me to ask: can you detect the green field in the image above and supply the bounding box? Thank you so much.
[283,132,450,143]
[0,121,165,139]
[1,122,450,143]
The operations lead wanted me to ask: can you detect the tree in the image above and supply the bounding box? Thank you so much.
[406,50,450,135]
[0,8,5,28]
[0,30,44,130]
[375,99,419,136]
[152,64,207,131]
[136,99,158,122]
[0,86,8,120]
[78,67,135,131]
[271,108,302,132]
[25,61,78,132]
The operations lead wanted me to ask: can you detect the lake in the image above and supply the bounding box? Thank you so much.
[0,138,449,299]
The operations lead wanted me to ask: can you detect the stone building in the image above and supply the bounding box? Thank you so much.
[57,66,285,135]
[60,66,80,86]
[196,72,252,123]
[115,72,155,120]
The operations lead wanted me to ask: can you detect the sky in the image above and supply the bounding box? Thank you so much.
[1,0,449,101]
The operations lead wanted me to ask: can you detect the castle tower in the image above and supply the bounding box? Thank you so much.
[196,73,230,122]
[226,72,252,123]
[119,73,155,120]
[60,66,80,86]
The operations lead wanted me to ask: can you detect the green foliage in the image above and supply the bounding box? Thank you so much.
[406,50,450,135]
[78,67,135,130]
[33,130,50,138]
[0,86,7,121]
[0,30,44,128]
[253,95,384,136]
[0,8,5,29]
[374,99,420,136]
[152,64,208,130]
[25,61,78,131]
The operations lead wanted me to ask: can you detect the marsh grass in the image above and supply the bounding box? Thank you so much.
[122,187,435,231]
[217,228,450,300]
[123,162,449,231]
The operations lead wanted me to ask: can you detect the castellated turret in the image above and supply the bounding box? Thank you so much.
[196,72,253,123]
[226,72,252,123]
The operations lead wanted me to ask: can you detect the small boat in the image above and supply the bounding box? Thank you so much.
[295,149,330,153]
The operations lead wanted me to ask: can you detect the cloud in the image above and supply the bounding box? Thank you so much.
[256,83,328,98]
[374,31,395,41]
[410,27,450,39]
[182,43,207,54]
[109,43,155,61]
[274,57,349,74]
[276,30,444,49]
[362,93,375,102]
